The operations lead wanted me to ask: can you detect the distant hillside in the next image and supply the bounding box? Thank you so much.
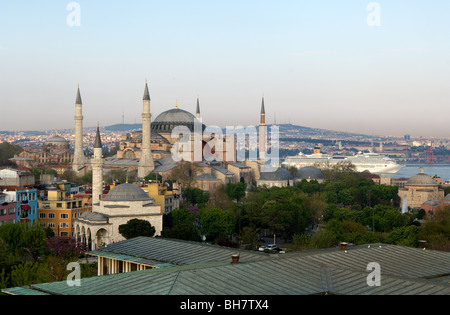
[105,124,142,132]
[274,123,368,138]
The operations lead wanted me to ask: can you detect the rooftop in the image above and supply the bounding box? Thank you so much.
[3,237,449,295]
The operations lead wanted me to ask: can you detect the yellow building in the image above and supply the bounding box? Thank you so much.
[38,187,91,237]
[109,181,179,214]
[143,182,179,213]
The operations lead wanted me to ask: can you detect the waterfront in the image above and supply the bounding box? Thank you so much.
[380,165,450,182]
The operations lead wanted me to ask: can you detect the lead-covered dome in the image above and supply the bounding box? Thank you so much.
[103,184,151,201]
[406,168,436,186]
[259,167,293,181]
[152,108,197,132]
[295,166,324,180]
[45,135,70,148]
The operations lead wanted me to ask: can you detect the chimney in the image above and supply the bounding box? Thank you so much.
[231,254,240,264]
[339,242,348,251]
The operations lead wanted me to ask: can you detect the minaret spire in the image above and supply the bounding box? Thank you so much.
[261,94,265,116]
[259,95,266,161]
[196,96,200,119]
[94,123,102,148]
[76,85,82,105]
[143,80,150,101]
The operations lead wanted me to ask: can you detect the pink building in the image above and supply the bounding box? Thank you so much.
[0,190,17,225]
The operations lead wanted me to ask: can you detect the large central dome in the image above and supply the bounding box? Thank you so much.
[152,108,197,132]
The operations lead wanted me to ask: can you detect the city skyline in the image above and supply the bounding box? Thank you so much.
[1,1,450,137]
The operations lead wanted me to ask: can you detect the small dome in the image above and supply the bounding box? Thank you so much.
[295,166,324,180]
[103,184,151,202]
[406,168,436,186]
[259,167,293,181]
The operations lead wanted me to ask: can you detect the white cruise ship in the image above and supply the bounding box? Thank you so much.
[282,149,404,174]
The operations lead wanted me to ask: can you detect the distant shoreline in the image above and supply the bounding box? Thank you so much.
[401,164,450,167]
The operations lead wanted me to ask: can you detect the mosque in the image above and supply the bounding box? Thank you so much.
[72,82,322,249]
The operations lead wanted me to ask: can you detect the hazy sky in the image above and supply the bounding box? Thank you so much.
[1,0,449,137]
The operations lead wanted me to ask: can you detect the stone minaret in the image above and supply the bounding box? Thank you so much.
[138,81,155,179]
[72,86,84,173]
[259,95,266,161]
[92,124,104,205]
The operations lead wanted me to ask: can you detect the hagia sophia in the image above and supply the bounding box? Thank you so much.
[70,82,298,192]
[70,82,303,249]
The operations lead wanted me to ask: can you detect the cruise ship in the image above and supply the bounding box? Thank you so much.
[282,147,404,174]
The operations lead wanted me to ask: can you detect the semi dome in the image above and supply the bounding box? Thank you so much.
[295,166,324,180]
[103,183,151,202]
[152,108,198,132]
[406,168,436,186]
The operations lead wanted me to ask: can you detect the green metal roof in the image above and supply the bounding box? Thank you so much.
[3,239,450,295]
[89,236,267,266]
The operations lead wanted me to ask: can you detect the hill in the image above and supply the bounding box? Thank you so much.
[104,124,142,132]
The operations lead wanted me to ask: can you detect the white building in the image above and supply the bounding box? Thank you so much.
[75,183,163,250]
[0,168,35,187]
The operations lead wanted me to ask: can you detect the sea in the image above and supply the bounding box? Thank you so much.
[378,165,450,183]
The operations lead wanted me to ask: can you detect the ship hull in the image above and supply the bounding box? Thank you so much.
[282,153,404,174]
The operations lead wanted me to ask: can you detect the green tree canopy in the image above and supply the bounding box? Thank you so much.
[225,182,247,202]
[183,187,210,206]
[198,207,236,242]
[118,219,156,240]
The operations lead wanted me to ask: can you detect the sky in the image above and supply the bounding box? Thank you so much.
[0,0,449,137]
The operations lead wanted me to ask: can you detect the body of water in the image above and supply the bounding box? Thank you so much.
[379,165,450,182]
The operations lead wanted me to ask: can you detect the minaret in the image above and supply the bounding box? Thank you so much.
[196,96,201,119]
[259,95,266,161]
[72,86,84,173]
[138,81,155,179]
[92,124,104,205]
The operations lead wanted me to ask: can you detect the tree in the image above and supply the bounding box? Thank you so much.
[198,207,236,242]
[183,187,210,206]
[238,226,260,250]
[119,219,156,239]
[162,208,200,241]
[144,172,162,182]
[0,142,23,160]
[226,182,247,202]
[385,226,420,247]
[61,169,78,183]
[0,221,48,263]
[168,162,201,189]
[419,208,450,251]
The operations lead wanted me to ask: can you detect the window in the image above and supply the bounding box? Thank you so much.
[60,213,68,219]
[39,213,46,219]
[48,213,55,219]
[8,208,15,214]
[57,203,62,208]
[60,223,69,228]
[48,222,55,228]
